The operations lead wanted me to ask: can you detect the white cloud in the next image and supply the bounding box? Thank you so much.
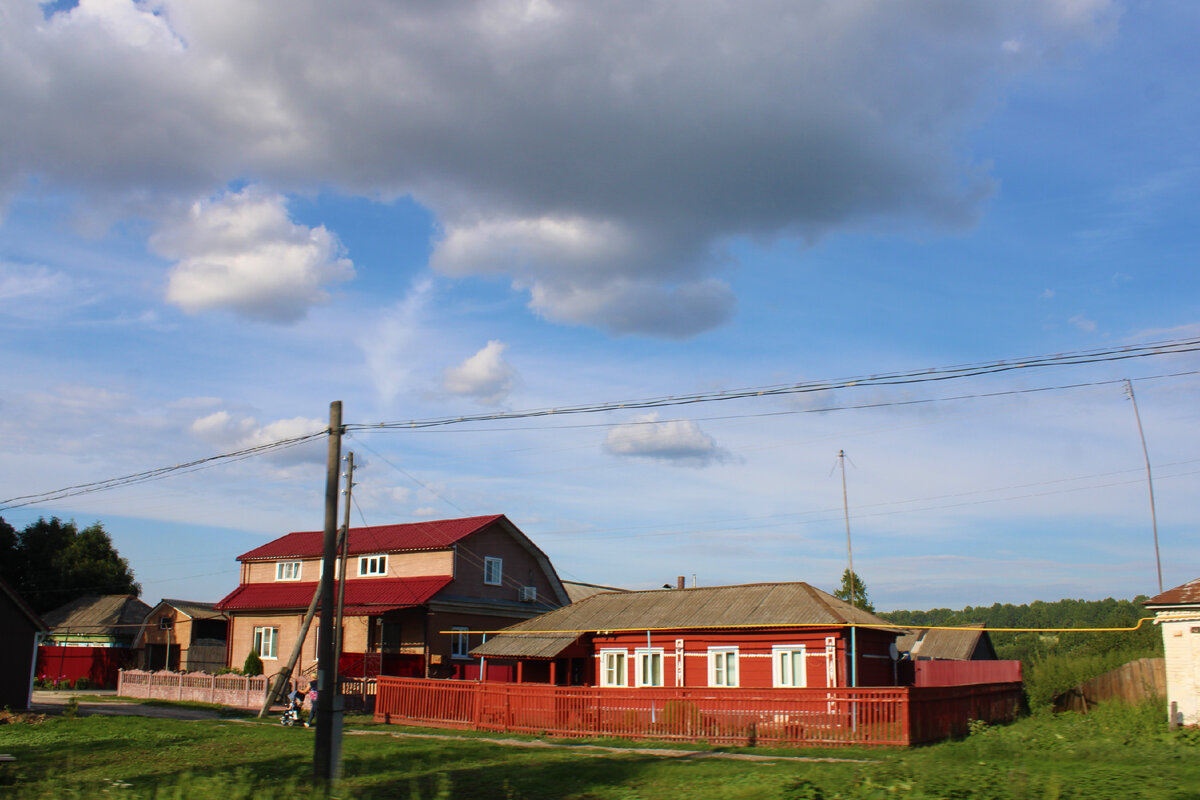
[0,262,70,302]
[1069,313,1098,333]
[359,278,435,405]
[603,413,732,467]
[189,410,326,464]
[151,187,354,322]
[1,0,1116,336]
[443,340,518,405]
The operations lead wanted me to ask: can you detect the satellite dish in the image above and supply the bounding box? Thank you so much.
[888,642,899,660]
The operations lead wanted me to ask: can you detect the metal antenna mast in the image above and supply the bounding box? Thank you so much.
[1124,380,1163,593]
[838,449,856,608]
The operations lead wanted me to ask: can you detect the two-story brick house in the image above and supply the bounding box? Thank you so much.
[215,514,568,679]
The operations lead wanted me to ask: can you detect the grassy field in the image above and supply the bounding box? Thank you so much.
[2,701,1198,799]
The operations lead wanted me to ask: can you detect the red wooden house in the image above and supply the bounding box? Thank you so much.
[471,582,903,688]
[215,514,569,680]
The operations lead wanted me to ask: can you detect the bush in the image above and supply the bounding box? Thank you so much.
[243,648,264,677]
[72,677,90,690]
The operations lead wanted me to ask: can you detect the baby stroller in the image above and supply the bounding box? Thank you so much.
[280,686,310,727]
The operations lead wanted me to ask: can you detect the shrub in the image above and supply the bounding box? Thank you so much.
[243,648,264,677]
[73,677,91,690]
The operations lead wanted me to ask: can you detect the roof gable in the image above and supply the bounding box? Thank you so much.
[236,514,505,561]
[0,577,48,632]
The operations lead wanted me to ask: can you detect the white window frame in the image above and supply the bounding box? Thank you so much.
[451,627,470,659]
[707,647,739,687]
[275,561,302,581]
[358,554,388,577]
[483,556,503,586]
[772,645,808,687]
[635,648,664,687]
[600,649,627,687]
[253,626,278,660]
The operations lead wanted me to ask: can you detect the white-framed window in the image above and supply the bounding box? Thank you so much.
[275,561,302,581]
[600,649,627,687]
[635,648,664,687]
[707,647,739,687]
[159,617,173,630]
[451,627,470,658]
[253,626,278,660]
[772,645,807,687]
[358,554,387,577]
[483,557,503,586]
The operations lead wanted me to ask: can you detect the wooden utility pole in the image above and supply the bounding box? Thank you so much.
[1124,380,1163,593]
[839,449,857,608]
[333,452,355,686]
[313,401,343,786]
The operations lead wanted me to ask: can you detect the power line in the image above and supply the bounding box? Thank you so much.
[346,337,1200,432]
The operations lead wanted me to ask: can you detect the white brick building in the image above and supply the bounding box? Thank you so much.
[1146,578,1200,727]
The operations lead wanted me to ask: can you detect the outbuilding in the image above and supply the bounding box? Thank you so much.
[1145,577,1200,727]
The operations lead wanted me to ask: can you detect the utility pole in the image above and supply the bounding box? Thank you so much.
[333,452,355,687]
[313,401,343,786]
[838,449,857,608]
[1124,380,1163,593]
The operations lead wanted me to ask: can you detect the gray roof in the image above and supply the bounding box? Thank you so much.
[895,623,994,661]
[42,594,152,638]
[160,599,224,620]
[473,582,899,659]
[562,580,628,603]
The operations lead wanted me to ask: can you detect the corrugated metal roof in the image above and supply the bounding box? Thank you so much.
[236,515,504,561]
[1146,577,1200,607]
[161,599,223,620]
[563,581,628,603]
[214,576,452,614]
[42,594,152,636]
[896,624,990,661]
[472,582,898,659]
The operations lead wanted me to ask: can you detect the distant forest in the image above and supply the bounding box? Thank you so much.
[881,597,1164,708]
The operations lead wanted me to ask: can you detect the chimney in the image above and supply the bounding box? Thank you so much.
[676,576,685,590]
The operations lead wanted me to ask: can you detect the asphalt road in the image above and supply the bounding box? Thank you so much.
[30,691,230,721]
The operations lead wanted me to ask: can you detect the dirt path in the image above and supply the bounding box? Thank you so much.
[345,728,877,763]
[31,691,226,721]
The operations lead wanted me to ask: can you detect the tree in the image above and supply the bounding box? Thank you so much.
[833,568,875,613]
[1,516,140,614]
[243,648,264,677]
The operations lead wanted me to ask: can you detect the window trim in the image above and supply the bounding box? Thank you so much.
[451,627,470,659]
[707,646,739,687]
[357,554,388,577]
[275,561,302,581]
[772,644,808,688]
[599,649,628,687]
[483,556,503,586]
[253,626,278,660]
[634,648,664,687]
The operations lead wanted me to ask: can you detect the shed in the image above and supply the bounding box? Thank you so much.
[136,599,229,672]
[1145,577,1200,727]
[0,577,48,710]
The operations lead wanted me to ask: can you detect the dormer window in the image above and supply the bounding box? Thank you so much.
[276,561,302,581]
[358,554,387,577]
[484,557,503,586]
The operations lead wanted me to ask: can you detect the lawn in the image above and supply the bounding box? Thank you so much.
[2,701,1198,799]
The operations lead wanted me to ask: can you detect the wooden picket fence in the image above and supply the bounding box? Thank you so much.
[374,677,1023,747]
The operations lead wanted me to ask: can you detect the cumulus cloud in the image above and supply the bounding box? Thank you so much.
[151,187,354,322]
[603,413,733,467]
[189,410,326,464]
[1,0,1116,335]
[443,340,518,405]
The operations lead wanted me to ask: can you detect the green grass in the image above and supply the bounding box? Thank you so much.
[2,701,1197,799]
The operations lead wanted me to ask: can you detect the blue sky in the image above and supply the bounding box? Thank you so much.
[1,0,1198,612]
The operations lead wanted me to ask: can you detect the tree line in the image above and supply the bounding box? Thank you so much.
[0,516,140,614]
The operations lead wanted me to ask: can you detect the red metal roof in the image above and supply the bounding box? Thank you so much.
[214,576,452,614]
[236,514,505,561]
[1146,577,1200,607]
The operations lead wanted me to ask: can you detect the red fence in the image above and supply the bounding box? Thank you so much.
[912,660,1022,687]
[37,646,137,689]
[374,678,1023,747]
